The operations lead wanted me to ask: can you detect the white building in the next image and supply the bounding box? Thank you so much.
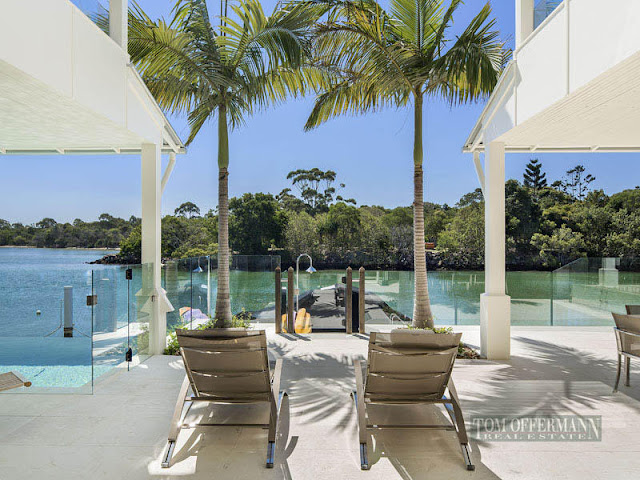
[0,0,185,354]
[465,0,640,359]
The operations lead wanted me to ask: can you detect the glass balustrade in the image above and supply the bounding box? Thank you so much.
[5,252,640,393]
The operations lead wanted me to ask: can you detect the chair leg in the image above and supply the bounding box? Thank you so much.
[614,354,622,393]
[162,375,191,468]
[625,356,631,387]
[267,359,285,468]
[446,378,475,471]
[353,359,369,470]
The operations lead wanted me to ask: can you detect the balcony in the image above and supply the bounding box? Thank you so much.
[0,0,183,155]
[464,0,640,153]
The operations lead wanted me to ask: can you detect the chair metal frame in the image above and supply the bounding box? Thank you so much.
[351,332,474,471]
[613,327,640,392]
[161,331,287,469]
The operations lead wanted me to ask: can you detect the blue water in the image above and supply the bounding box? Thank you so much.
[0,248,118,391]
[0,248,118,337]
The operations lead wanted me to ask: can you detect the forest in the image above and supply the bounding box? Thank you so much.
[2,162,640,270]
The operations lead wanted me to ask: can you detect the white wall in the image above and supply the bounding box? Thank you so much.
[570,0,640,92]
[515,3,567,125]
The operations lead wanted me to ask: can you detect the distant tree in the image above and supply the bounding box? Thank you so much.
[276,188,307,213]
[36,218,57,229]
[457,189,484,208]
[286,168,355,213]
[531,225,586,266]
[506,180,541,246]
[128,216,142,227]
[382,207,413,228]
[523,159,547,192]
[554,165,596,200]
[229,193,286,254]
[284,211,320,259]
[439,203,484,266]
[608,188,640,211]
[174,202,201,219]
[317,202,361,256]
[119,226,142,262]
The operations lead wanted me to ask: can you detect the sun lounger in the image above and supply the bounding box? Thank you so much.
[352,329,473,471]
[162,328,286,468]
[0,372,31,392]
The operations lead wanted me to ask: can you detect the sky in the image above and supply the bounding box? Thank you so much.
[1,0,639,224]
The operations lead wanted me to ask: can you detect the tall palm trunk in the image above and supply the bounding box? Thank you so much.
[214,104,232,326]
[412,94,434,328]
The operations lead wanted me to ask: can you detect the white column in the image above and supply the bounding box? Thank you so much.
[516,0,535,48]
[141,143,165,355]
[481,141,511,360]
[109,0,128,51]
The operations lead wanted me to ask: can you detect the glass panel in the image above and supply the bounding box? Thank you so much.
[191,256,210,321]
[129,264,150,363]
[534,0,563,29]
[551,257,640,326]
[0,251,94,394]
[364,271,409,326]
[91,266,130,386]
[509,271,553,326]
[452,272,482,326]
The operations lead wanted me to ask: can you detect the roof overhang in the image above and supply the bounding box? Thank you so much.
[464,49,640,154]
[0,0,184,157]
[0,60,185,156]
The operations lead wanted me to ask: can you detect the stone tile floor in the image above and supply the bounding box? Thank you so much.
[1,325,639,479]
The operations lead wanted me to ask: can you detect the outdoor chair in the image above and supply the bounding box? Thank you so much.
[352,330,474,471]
[625,305,640,315]
[612,312,640,392]
[0,372,31,392]
[162,329,287,469]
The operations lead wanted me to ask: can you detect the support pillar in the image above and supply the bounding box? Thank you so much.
[141,143,171,355]
[109,0,128,52]
[481,141,511,360]
[516,0,535,48]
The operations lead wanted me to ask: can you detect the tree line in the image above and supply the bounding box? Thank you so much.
[4,163,639,271]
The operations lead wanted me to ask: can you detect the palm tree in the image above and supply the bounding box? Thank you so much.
[127,0,323,325]
[305,0,508,328]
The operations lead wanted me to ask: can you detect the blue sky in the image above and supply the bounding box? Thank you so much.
[1,0,639,224]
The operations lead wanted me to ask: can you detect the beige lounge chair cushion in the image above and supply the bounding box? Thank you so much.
[365,331,461,401]
[612,313,640,355]
[176,329,272,400]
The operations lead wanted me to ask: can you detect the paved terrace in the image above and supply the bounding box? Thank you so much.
[1,326,639,479]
